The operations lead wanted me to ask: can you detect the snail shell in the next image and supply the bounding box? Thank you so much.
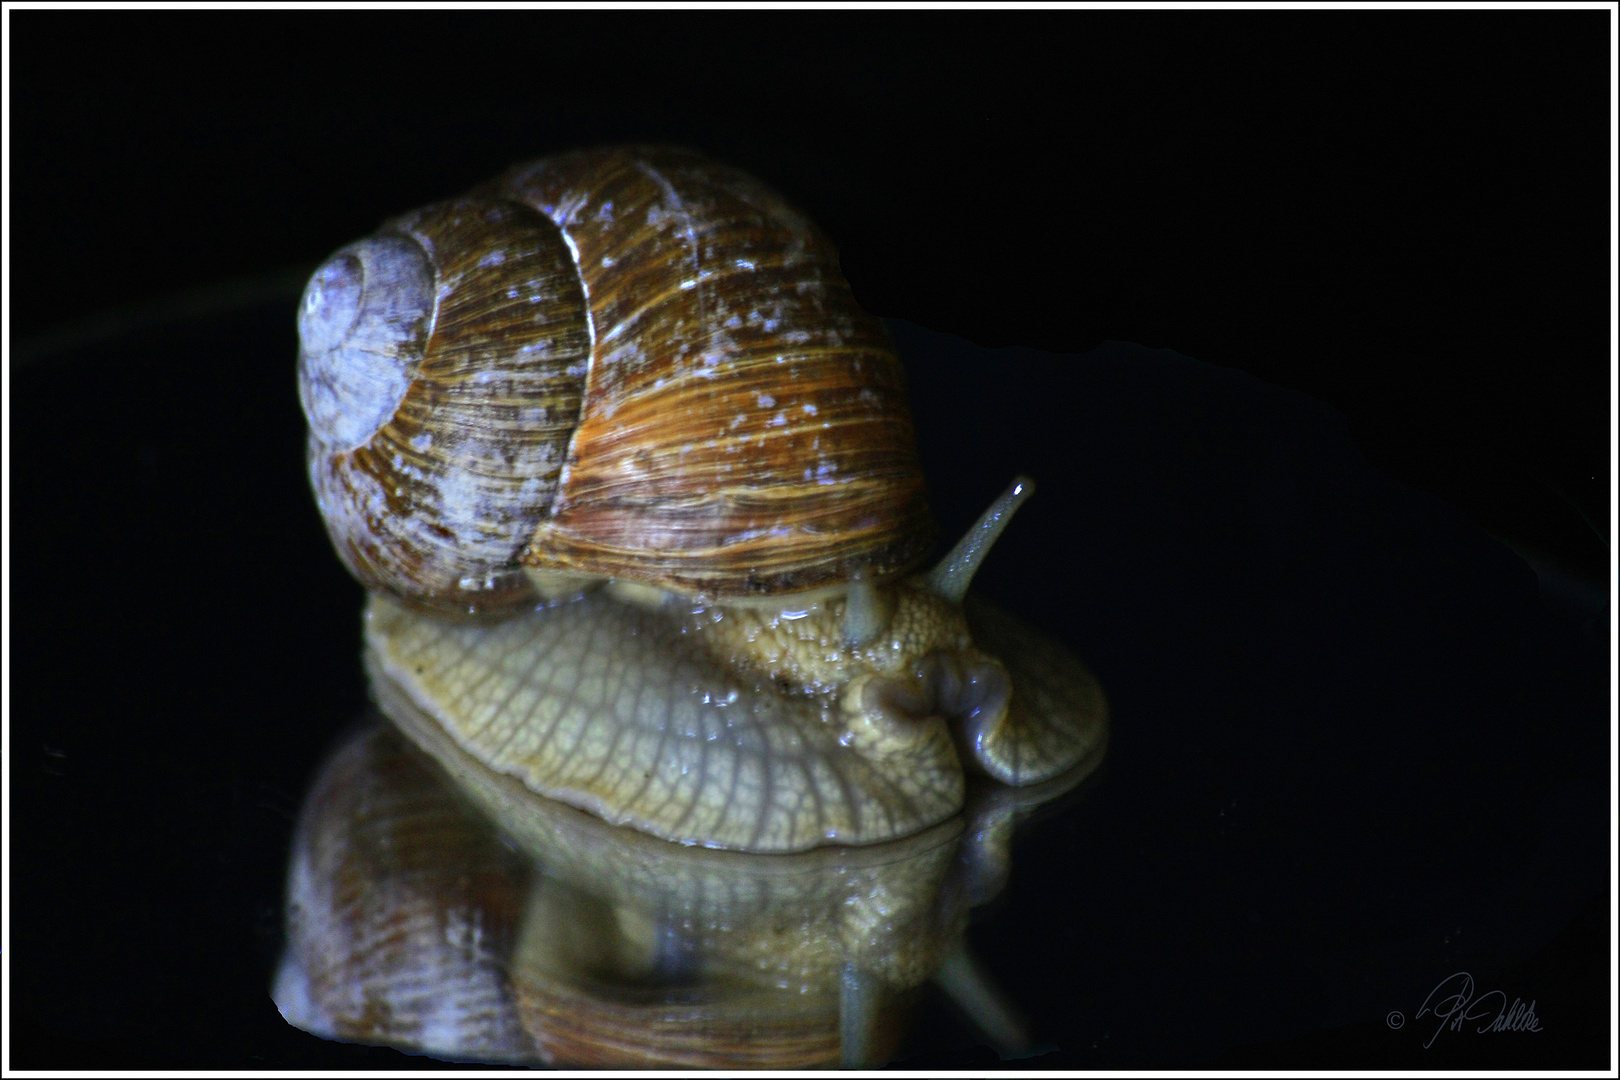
[300,145,931,618]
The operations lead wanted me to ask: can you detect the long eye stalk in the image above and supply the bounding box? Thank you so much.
[926,476,1036,605]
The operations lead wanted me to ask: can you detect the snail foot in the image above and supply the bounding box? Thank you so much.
[857,638,1107,789]
[851,651,1016,782]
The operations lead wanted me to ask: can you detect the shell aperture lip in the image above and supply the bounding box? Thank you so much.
[363,591,964,853]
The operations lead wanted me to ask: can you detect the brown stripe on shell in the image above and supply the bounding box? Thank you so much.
[308,197,590,618]
[487,146,934,598]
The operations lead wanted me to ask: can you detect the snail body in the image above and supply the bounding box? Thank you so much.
[298,146,1106,853]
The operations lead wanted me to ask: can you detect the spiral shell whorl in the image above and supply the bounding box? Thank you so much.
[300,197,591,618]
[297,236,434,452]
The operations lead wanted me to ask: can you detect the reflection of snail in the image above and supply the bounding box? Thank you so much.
[298,144,1107,851]
[274,720,1101,1067]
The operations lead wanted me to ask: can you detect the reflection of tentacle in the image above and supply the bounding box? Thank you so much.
[841,962,879,1068]
[933,939,1032,1058]
[652,914,703,984]
[954,791,1016,909]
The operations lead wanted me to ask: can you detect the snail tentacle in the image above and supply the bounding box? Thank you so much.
[840,574,893,647]
[926,475,1036,605]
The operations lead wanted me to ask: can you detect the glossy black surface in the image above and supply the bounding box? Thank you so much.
[10,304,1608,1067]
[9,9,1610,1070]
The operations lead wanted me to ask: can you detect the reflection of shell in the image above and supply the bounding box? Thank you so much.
[275,717,1107,1065]
[272,723,536,1062]
[275,722,945,1066]
[510,972,909,1069]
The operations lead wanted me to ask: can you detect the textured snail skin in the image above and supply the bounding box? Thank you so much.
[364,588,964,852]
[365,585,1107,852]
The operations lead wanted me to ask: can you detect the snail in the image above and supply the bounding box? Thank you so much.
[297,145,1108,853]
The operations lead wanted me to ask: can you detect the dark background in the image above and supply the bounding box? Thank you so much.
[9,8,1612,1070]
